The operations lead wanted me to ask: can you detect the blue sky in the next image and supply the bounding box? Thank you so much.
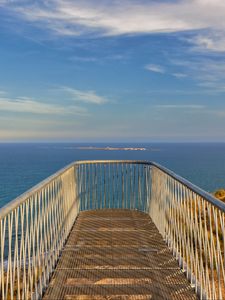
[1,0,225,142]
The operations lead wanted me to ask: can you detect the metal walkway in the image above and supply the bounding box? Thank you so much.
[43,209,197,300]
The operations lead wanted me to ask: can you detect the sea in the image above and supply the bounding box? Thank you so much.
[0,142,225,209]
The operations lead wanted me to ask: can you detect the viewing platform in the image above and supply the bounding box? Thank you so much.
[0,161,225,299]
[43,209,196,300]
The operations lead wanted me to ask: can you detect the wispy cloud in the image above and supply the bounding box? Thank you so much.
[2,0,225,60]
[0,96,87,115]
[70,54,127,63]
[3,1,191,36]
[171,57,225,90]
[60,87,108,104]
[188,31,225,52]
[155,104,205,109]
[172,73,187,79]
[145,64,165,74]
[6,0,225,36]
[0,0,224,52]
[145,66,188,79]
[69,56,98,63]
[0,90,7,95]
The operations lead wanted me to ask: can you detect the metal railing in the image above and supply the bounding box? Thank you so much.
[0,160,225,299]
[0,163,78,300]
[150,163,225,300]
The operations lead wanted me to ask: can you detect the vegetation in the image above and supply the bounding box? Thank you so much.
[214,189,225,202]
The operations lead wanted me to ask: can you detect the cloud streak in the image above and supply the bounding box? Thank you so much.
[171,57,225,90]
[172,73,187,79]
[0,96,87,115]
[155,104,205,109]
[60,87,108,104]
[145,65,188,79]
[145,64,165,74]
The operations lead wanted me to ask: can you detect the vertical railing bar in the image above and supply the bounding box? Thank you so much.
[104,164,106,209]
[1,217,6,300]
[125,164,128,209]
[122,164,124,209]
[88,164,91,211]
[117,163,120,208]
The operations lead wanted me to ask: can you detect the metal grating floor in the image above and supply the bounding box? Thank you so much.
[43,209,197,300]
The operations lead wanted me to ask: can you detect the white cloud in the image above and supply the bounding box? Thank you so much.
[145,64,165,74]
[60,87,108,104]
[0,96,87,115]
[0,1,222,38]
[2,0,225,53]
[7,1,192,36]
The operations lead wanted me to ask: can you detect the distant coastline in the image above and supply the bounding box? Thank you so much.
[77,146,147,151]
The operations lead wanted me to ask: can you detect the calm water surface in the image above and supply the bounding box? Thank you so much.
[0,143,225,208]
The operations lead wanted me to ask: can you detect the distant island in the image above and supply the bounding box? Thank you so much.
[77,146,147,151]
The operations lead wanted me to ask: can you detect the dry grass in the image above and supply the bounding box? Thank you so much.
[214,189,225,202]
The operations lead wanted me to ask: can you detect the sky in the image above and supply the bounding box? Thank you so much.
[1,0,225,142]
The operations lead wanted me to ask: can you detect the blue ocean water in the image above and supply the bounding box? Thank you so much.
[0,143,225,208]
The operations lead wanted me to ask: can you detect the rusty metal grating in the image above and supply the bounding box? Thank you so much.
[43,209,197,300]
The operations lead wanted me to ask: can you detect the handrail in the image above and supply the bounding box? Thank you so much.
[0,160,224,299]
[0,161,76,219]
[151,161,225,212]
[1,160,224,217]
[75,160,225,211]
[149,163,225,300]
[0,162,78,300]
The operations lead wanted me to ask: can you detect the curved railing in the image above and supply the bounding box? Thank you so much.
[0,160,225,299]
